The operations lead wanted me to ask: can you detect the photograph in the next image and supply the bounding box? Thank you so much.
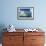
[17,7,34,20]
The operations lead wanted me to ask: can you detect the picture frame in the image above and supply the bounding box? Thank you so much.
[17,7,34,20]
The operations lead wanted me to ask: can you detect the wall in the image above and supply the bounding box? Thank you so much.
[0,0,46,30]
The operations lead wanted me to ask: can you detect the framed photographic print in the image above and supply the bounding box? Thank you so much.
[17,7,34,20]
